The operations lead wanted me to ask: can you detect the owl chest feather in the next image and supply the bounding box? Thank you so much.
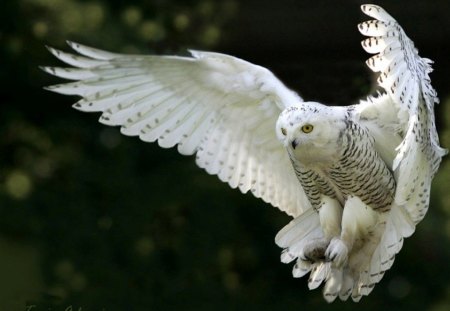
[292,122,396,212]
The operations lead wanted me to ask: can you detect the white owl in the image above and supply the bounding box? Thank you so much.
[43,4,446,302]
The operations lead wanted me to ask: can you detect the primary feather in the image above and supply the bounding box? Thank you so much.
[43,41,309,218]
[43,4,446,303]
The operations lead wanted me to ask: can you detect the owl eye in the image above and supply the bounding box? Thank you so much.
[301,124,314,133]
[281,127,287,136]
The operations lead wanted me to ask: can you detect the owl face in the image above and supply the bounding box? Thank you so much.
[276,102,346,165]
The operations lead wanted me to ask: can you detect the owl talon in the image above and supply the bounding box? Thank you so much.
[300,238,330,263]
[325,238,348,267]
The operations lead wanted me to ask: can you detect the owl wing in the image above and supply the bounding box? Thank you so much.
[357,4,447,220]
[351,4,447,299]
[43,42,312,217]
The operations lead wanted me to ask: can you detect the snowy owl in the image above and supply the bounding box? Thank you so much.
[43,4,446,302]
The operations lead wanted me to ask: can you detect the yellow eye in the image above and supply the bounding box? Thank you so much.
[281,128,287,136]
[301,124,314,133]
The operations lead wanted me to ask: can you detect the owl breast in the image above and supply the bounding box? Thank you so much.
[291,120,396,212]
[330,121,396,211]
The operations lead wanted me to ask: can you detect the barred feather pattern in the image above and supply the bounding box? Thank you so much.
[289,111,395,213]
[329,120,395,212]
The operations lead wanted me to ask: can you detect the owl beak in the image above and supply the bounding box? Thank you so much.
[291,139,299,149]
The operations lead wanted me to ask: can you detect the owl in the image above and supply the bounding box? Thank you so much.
[42,4,446,302]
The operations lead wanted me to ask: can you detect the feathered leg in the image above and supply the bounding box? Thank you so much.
[326,196,379,267]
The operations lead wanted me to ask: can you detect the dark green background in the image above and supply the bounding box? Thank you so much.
[1,0,449,310]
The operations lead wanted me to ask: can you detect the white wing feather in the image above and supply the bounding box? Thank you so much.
[358,3,447,221]
[350,4,447,299]
[43,41,311,217]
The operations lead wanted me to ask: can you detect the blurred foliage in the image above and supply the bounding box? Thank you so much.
[5,0,237,51]
[0,0,449,310]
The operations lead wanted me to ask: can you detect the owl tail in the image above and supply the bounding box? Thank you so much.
[275,210,354,302]
[275,210,336,301]
[348,203,415,300]
[275,209,329,284]
[275,204,416,302]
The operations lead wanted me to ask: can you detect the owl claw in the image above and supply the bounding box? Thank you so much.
[300,238,330,263]
[325,237,348,267]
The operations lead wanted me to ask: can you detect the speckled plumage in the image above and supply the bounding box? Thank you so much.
[280,104,396,214]
[43,4,446,303]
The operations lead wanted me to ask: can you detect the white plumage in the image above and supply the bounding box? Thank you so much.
[43,4,446,302]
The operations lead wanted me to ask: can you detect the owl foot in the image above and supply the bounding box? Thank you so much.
[300,238,329,262]
[325,237,348,267]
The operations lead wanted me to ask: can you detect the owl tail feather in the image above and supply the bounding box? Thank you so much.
[275,203,416,303]
[275,210,339,301]
[275,210,353,302]
[275,208,398,303]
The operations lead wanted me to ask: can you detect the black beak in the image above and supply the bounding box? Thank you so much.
[291,139,298,149]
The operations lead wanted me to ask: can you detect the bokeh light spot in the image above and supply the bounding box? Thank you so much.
[84,3,105,30]
[174,13,190,31]
[198,1,214,17]
[32,21,48,38]
[140,20,166,41]
[5,171,33,200]
[122,6,142,27]
[201,25,220,47]
[134,236,154,257]
[61,7,83,33]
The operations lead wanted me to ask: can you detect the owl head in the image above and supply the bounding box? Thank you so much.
[276,102,347,165]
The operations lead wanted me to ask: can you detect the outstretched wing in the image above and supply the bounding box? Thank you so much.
[358,4,447,220]
[43,42,311,217]
[352,4,447,299]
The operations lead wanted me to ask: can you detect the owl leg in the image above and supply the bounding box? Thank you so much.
[325,196,378,267]
[318,196,342,239]
[301,196,342,262]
